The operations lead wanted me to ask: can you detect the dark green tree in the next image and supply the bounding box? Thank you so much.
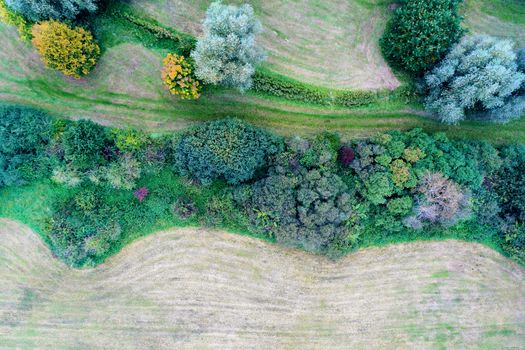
[380,0,464,74]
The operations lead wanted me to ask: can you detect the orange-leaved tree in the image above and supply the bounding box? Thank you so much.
[161,53,201,100]
[32,20,100,79]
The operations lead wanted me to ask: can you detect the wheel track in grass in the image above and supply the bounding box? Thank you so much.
[1,219,524,349]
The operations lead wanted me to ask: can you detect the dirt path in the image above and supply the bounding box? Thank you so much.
[1,219,524,349]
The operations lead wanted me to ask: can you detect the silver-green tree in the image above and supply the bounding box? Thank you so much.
[424,35,525,124]
[191,1,266,92]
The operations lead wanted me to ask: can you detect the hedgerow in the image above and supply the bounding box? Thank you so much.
[252,71,379,107]
[2,106,524,267]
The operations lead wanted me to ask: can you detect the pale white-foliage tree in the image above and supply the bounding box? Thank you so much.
[424,35,525,124]
[191,1,266,92]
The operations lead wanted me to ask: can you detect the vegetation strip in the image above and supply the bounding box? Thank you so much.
[0,105,523,268]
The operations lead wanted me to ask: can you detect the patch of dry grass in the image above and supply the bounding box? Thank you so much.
[1,219,524,349]
[128,0,400,90]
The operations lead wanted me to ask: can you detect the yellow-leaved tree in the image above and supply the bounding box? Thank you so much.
[32,20,100,79]
[161,53,201,100]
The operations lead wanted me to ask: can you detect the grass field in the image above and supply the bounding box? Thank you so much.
[1,219,524,349]
[127,0,399,90]
[1,21,525,143]
[464,0,525,46]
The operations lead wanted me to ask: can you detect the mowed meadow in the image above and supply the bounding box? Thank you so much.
[0,1,525,142]
[1,219,524,349]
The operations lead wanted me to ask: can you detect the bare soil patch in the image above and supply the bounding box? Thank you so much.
[1,219,524,349]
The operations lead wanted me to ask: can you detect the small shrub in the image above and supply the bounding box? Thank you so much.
[103,155,141,190]
[32,21,100,79]
[113,128,149,154]
[133,187,149,202]
[171,196,197,219]
[161,53,201,99]
[380,0,464,74]
[174,118,282,185]
[191,1,266,91]
[424,35,525,123]
[387,196,413,216]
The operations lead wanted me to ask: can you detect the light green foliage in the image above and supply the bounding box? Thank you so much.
[113,128,149,154]
[191,1,266,91]
[425,35,525,124]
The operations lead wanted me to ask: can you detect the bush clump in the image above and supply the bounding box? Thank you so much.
[174,118,282,185]
[32,21,100,79]
[424,35,525,124]
[381,0,464,74]
[161,53,201,100]
[0,105,53,186]
[191,1,266,91]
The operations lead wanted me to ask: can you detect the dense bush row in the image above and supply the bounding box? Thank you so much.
[1,104,524,266]
[252,71,379,107]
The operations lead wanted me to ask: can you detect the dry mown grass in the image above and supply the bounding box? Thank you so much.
[128,0,400,90]
[1,219,524,349]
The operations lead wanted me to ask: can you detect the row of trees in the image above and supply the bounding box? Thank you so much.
[381,0,525,124]
[2,105,523,265]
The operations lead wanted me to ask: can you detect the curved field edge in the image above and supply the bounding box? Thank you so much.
[127,0,399,90]
[1,24,524,144]
[1,218,524,349]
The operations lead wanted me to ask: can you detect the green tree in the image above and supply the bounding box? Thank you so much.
[380,0,464,74]
[424,35,525,124]
[174,118,282,185]
[61,120,109,172]
[0,105,52,186]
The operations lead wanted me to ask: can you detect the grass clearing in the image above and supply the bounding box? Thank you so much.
[464,0,525,46]
[0,219,524,349]
[127,0,399,90]
[1,22,525,143]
